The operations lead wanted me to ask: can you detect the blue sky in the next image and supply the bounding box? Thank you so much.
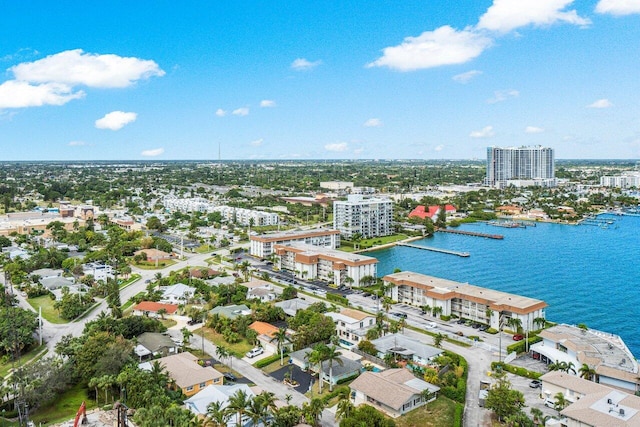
[1,0,640,160]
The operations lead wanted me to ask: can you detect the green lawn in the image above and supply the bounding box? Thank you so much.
[31,383,97,425]
[340,234,409,252]
[197,327,253,358]
[27,295,69,324]
[132,260,177,270]
[0,345,46,378]
[396,396,460,427]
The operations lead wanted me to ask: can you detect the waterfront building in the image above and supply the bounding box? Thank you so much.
[383,271,546,332]
[274,242,377,287]
[408,204,456,220]
[531,324,639,393]
[541,371,640,426]
[485,145,555,188]
[370,333,443,366]
[333,194,393,239]
[325,308,376,348]
[249,228,340,258]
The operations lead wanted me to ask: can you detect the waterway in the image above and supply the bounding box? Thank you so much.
[368,214,640,358]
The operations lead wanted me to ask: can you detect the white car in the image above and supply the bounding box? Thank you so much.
[246,347,264,358]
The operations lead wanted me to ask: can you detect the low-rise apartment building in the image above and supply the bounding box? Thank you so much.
[274,242,377,287]
[325,308,376,348]
[383,271,546,332]
[532,324,639,393]
[249,228,340,258]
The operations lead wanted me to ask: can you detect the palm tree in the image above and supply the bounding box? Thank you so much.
[206,401,229,427]
[565,361,576,375]
[434,333,445,348]
[181,327,194,348]
[579,363,596,381]
[506,317,522,333]
[533,317,546,330]
[246,397,267,427]
[432,306,443,318]
[553,392,568,412]
[216,345,230,368]
[302,398,325,426]
[226,389,251,427]
[270,327,290,366]
[485,307,493,323]
[150,360,169,388]
[421,305,432,316]
[335,398,355,421]
[325,345,344,392]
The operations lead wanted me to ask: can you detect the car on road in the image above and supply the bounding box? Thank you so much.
[246,347,264,358]
[455,331,464,336]
[187,319,201,326]
[513,334,524,341]
[425,322,437,328]
[223,372,237,382]
[529,379,541,388]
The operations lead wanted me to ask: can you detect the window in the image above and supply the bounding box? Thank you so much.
[186,386,194,392]
[199,382,206,388]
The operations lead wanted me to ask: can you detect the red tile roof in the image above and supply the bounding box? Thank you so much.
[133,301,179,314]
[408,205,456,219]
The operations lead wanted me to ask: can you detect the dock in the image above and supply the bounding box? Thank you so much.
[436,229,504,240]
[397,242,470,257]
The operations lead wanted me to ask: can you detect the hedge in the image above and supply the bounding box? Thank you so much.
[491,362,541,379]
[336,372,360,385]
[255,352,288,368]
[506,336,542,354]
[453,403,464,427]
[321,385,350,404]
[326,292,349,306]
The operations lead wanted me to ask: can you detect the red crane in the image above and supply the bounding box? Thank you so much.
[73,401,87,427]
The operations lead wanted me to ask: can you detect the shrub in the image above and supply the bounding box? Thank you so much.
[486,327,498,334]
[326,293,348,306]
[491,362,541,379]
[254,353,287,368]
[506,335,542,354]
[321,385,350,403]
[453,403,464,427]
[440,315,451,321]
[336,372,361,385]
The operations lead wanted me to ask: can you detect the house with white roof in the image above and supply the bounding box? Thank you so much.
[82,262,113,282]
[160,283,196,304]
[370,333,443,366]
[184,384,257,426]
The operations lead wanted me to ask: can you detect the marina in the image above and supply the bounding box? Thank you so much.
[436,228,504,239]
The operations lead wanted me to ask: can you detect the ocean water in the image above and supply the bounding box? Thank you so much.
[368,214,640,358]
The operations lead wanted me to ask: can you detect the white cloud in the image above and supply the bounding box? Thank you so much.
[250,138,264,147]
[434,144,445,151]
[367,26,492,71]
[95,111,137,130]
[470,126,495,138]
[141,148,164,157]
[525,126,545,133]
[324,142,349,152]
[477,0,591,34]
[232,107,249,116]
[487,89,519,103]
[452,70,482,83]
[260,100,276,108]
[291,58,322,71]
[0,80,84,108]
[215,108,227,117]
[596,0,640,15]
[68,140,87,146]
[587,98,613,108]
[353,147,364,155]
[10,49,165,88]
[363,118,383,127]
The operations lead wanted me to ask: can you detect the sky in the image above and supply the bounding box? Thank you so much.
[1,0,640,161]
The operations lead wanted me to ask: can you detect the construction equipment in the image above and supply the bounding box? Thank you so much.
[73,401,87,427]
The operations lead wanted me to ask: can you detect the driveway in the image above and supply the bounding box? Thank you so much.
[269,364,314,394]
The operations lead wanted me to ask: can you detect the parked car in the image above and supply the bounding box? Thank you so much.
[529,379,541,388]
[246,347,264,358]
[455,331,464,336]
[513,334,524,341]
[223,372,237,382]
[426,322,437,329]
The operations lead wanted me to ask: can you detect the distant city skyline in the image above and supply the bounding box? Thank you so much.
[1,1,640,161]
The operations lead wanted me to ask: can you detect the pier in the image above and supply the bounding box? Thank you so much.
[436,229,504,240]
[397,242,470,257]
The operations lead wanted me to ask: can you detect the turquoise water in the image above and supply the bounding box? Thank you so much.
[368,214,640,358]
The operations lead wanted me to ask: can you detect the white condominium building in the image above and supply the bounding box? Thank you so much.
[486,145,555,188]
[163,195,212,213]
[600,172,640,188]
[333,195,393,239]
[249,228,340,258]
[274,242,377,287]
[384,271,547,332]
[211,206,279,226]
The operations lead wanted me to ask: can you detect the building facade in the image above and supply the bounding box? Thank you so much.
[274,242,377,287]
[383,271,547,332]
[333,195,393,239]
[325,308,376,348]
[211,206,279,226]
[486,146,555,188]
[249,228,340,258]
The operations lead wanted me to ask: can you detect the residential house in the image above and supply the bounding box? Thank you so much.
[408,204,457,220]
[159,283,196,304]
[184,383,256,419]
[139,352,223,397]
[135,332,179,360]
[350,368,439,417]
[31,268,63,280]
[249,321,288,354]
[370,333,443,366]
[318,355,362,388]
[209,304,252,320]
[135,248,172,262]
[133,301,179,317]
[243,279,276,302]
[325,308,376,348]
[40,276,75,291]
[274,298,312,317]
[82,262,114,282]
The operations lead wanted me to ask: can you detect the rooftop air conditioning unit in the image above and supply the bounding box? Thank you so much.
[620,408,625,416]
